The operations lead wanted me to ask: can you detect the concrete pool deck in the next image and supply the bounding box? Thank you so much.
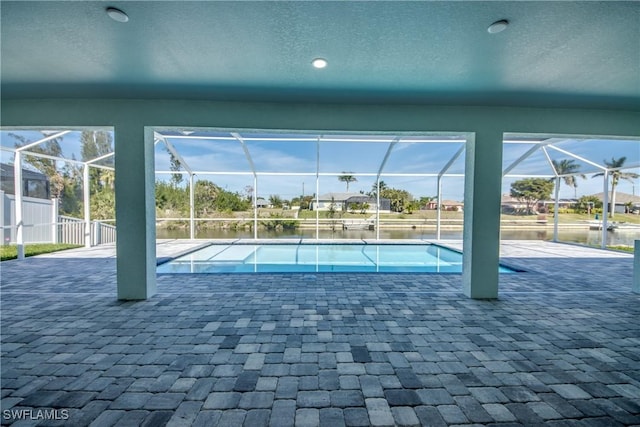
[1,240,638,426]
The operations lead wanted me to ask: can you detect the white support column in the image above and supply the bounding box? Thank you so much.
[189,174,195,240]
[115,124,156,300]
[315,176,320,240]
[83,164,91,248]
[13,152,24,259]
[315,139,320,240]
[602,171,609,249]
[633,240,639,293]
[553,177,560,242]
[436,176,442,240]
[254,176,258,240]
[51,197,59,244]
[376,180,380,240]
[463,131,503,299]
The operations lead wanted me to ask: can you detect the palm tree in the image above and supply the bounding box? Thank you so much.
[370,180,388,197]
[338,173,357,192]
[551,159,585,198]
[592,156,639,218]
[268,194,283,208]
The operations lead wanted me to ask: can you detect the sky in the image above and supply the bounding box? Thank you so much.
[1,130,638,202]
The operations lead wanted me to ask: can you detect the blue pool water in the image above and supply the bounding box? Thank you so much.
[157,244,517,274]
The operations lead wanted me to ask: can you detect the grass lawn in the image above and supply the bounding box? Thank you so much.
[606,245,635,253]
[298,210,640,223]
[541,212,640,224]
[1,243,82,261]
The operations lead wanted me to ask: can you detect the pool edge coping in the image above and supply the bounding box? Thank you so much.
[156,239,524,273]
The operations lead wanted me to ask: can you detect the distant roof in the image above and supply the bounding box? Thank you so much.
[318,192,363,201]
[591,192,640,204]
[501,195,525,204]
[502,194,576,204]
[0,163,48,181]
[440,199,463,206]
[346,195,374,202]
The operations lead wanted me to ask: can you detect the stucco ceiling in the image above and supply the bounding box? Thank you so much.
[1,1,639,109]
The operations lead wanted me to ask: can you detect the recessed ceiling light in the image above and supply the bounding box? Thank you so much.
[488,19,509,34]
[106,7,129,23]
[312,58,328,69]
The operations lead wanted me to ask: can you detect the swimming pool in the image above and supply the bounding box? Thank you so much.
[157,243,517,274]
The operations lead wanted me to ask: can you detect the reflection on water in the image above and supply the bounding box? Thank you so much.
[156,227,640,247]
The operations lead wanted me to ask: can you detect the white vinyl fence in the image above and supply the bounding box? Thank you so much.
[1,191,116,246]
[2,192,53,244]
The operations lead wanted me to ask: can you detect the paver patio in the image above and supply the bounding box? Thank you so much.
[1,240,638,426]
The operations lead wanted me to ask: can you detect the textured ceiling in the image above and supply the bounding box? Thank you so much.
[1,1,639,109]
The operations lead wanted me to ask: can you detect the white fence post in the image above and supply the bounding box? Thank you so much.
[83,165,91,248]
[189,174,195,240]
[602,172,609,249]
[94,221,101,245]
[14,152,25,259]
[51,198,59,244]
[436,176,442,240]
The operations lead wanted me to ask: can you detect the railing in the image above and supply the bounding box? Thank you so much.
[342,219,375,230]
[58,216,84,245]
[92,221,117,245]
[56,216,117,246]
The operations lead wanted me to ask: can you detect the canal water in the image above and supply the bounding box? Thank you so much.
[157,227,640,247]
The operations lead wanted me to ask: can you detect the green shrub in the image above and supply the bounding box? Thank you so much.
[260,213,299,230]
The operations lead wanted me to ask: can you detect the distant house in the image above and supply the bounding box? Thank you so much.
[311,192,390,213]
[441,200,463,212]
[426,199,464,211]
[0,163,51,199]
[501,195,529,213]
[345,195,390,213]
[540,198,577,211]
[255,197,270,208]
[502,194,576,214]
[591,192,640,214]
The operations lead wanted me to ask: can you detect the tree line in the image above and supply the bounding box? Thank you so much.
[509,158,637,216]
[156,180,251,216]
